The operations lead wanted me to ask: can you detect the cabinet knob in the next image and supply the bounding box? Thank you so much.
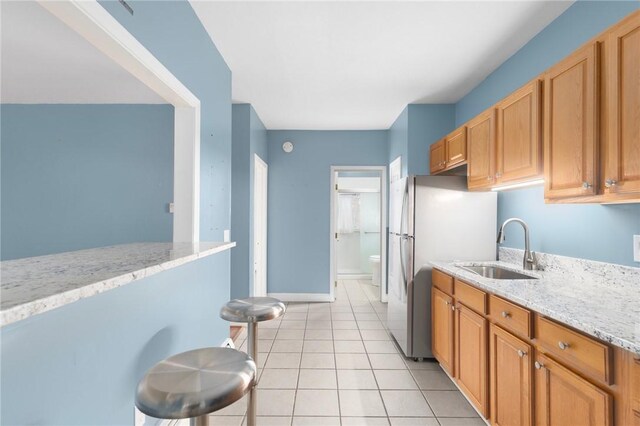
[501,311,510,319]
[605,179,617,188]
[487,176,492,181]
[445,301,451,306]
[495,172,502,178]
[451,305,456,311]
[534,361,545,370]
[558,341,570,350]
[517,350,527,358]
[582,182,592,189]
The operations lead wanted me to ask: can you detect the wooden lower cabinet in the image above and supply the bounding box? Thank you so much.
[490,324,533,426]
[432,286,455,376]
[455,303,489,418]
[432,268,635,426]
[534,353,612,426]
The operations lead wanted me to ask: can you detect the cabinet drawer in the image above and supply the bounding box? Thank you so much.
[454,279,486,314]
[488,295,532,338]
[535,316,612,384]
[432,269,454,295]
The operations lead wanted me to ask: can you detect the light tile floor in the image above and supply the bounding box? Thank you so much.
[209,280,485,426]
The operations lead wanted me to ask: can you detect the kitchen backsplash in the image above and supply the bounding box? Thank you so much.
[499,247,640,289]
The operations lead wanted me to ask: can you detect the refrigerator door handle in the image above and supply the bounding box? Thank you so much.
[399,235,407,294]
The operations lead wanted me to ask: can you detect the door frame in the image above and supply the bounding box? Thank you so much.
[330,166,387,303]
[252,154,268,297]
[38,0,201,243]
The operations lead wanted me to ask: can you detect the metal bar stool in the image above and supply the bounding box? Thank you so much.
[135,347,256,426]
[220,297,285,426]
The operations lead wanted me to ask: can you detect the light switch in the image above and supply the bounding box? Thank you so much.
[634,235,640,262]
[224,229,231,243]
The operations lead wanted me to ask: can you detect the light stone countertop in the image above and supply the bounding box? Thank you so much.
[431,251,640,355]
[0,242,236,326]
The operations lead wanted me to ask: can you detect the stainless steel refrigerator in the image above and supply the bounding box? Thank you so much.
[387,175,497,359]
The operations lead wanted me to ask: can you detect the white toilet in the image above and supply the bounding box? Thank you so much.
[369,255,381,286]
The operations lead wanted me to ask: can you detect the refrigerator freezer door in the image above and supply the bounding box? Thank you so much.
[389,177,407,234]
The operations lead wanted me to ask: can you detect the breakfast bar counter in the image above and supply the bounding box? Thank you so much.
[0,242,235,326]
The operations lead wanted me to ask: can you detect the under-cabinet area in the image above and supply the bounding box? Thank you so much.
[431,266,640,426]
[430,10,640,205]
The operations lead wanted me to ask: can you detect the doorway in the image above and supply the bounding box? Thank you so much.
[253,154,268,297]
[330,166,387,302]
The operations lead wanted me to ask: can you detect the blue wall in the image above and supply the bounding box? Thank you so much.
[387,107,408,176]
[1,104,174,260]
[1,256,229,425]
[453,1,640,266]
[408,104,456,176]
[267,130,388,294]
[231,104,268,299]
[387,104,455,177]
[100,0,232,242]
[1,1,235,424]
[498,186,640,266]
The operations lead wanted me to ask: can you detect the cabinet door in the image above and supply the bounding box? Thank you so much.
[544,42,599,199]
[467,109,496,190]
[432,287,455,375]
[604,12,640,196]
[534,353,612,426]
[497,79,542,185]
[446,127,467,168]
[430,139,446,174]
[455,303,488,417]
[490,324,532,426]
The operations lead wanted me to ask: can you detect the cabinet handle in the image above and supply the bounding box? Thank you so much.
[495,172,502,178]
[605,179,617,188]
[501,311,510,319]
[534,361,545,370]
[445,301,451,306]
[451,305,456,311]
[558,341,570,350]
[582,182,592,189]
[517,350,527,358]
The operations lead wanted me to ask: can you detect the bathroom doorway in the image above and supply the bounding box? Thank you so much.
[330,166,387,302]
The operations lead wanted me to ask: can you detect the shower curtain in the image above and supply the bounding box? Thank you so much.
[338,194,360,233]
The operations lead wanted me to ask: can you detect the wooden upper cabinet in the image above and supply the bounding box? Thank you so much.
[490,324,533,426]
[432,286,455,376]
[535,353,612,426]
[467,108,496,190]
[497,79,542,185]
[455,303,489,418]
[544,42,600,200]
[445,126,468,168]
[430,139,446,174]
[603,12,640,197]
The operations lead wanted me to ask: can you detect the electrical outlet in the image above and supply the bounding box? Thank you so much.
[634,235,640,262]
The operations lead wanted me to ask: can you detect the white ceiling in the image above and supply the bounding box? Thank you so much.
[1,1,166,104]
[192,1,573,130]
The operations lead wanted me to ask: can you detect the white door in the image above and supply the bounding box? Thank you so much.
[253,155,268,297]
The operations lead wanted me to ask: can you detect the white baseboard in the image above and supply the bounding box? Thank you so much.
[268,293,334,302]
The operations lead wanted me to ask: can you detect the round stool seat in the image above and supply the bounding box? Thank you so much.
[220,297,285,323]
[136,347,256,419]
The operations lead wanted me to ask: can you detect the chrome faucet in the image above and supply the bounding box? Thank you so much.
[497,218,538,270]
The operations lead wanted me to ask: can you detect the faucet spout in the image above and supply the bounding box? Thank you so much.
[497,218,538,271]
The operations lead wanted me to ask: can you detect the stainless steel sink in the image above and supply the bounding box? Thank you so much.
[460,265,537,280]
